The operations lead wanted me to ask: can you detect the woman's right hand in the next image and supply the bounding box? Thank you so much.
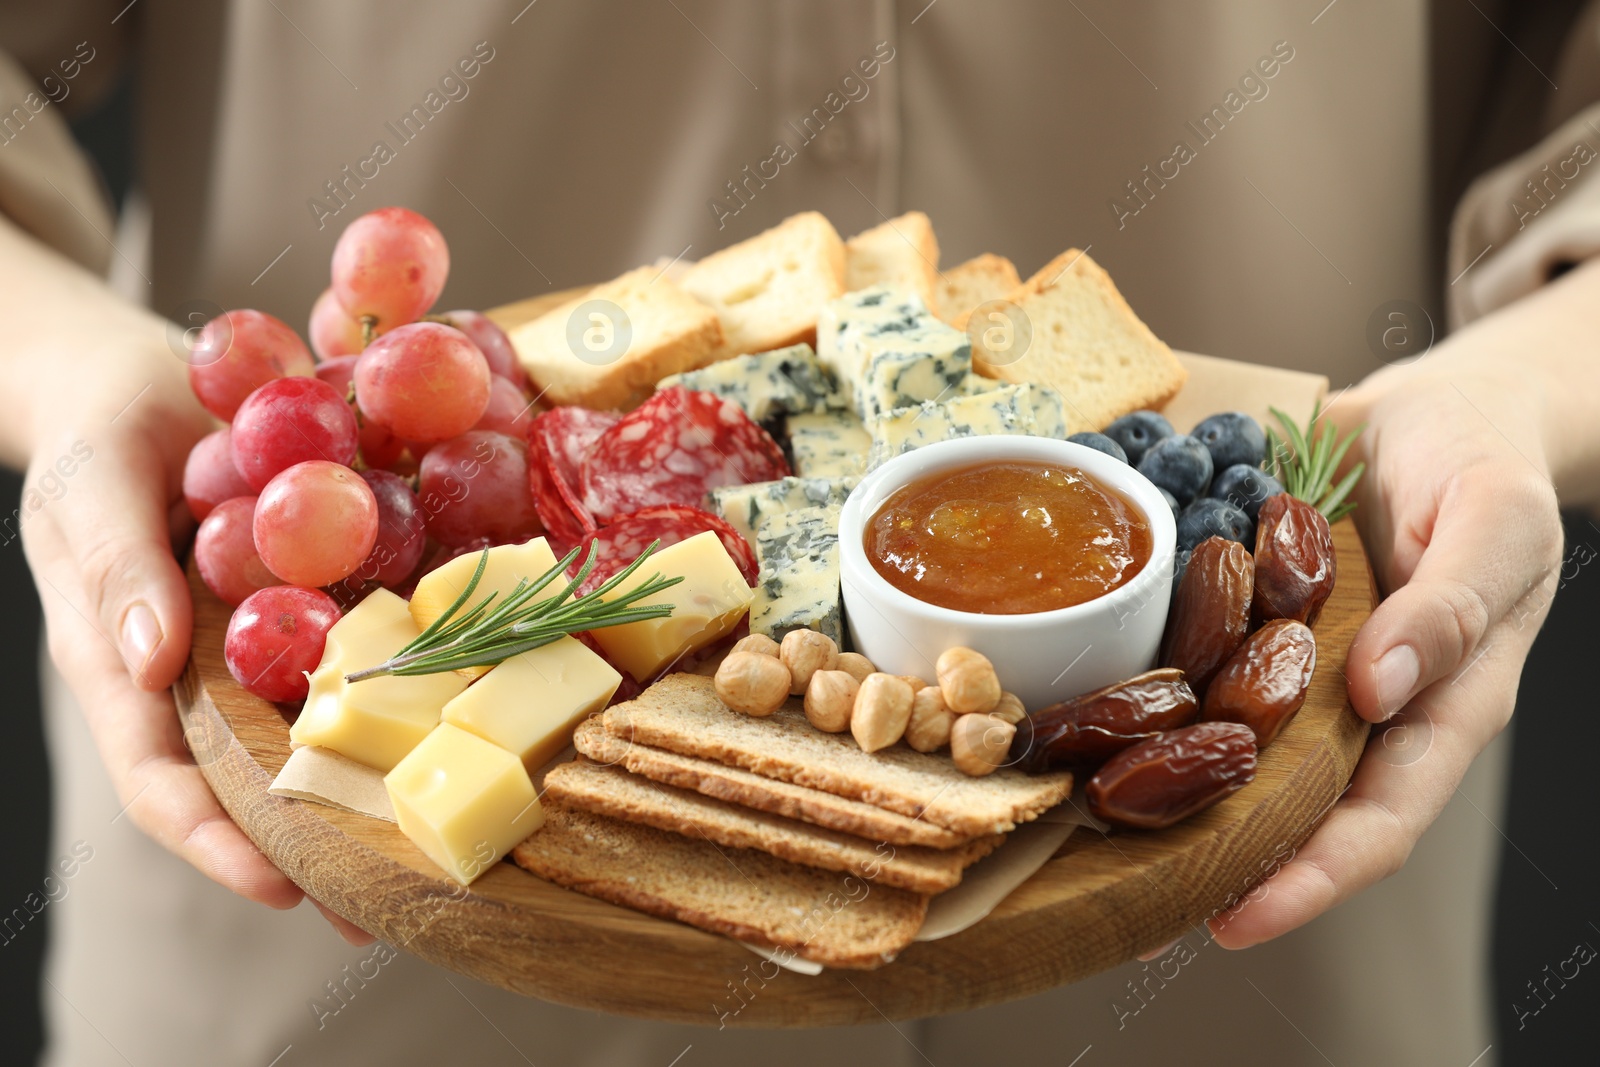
[18,337,372,945]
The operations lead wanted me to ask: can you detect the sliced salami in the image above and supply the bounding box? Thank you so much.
[527,407,620,545]
[579,387,790,523]
[568,504,759,596]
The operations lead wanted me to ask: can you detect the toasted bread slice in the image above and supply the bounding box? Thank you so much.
[938,253,1022,328]
[573,718,969,848]
[680,211,845,356]
[975,249,1187,433]
[602,674,1073,838]
[545,758,1002,893]
[509,267,724,409]
[511,802,927,969]
[844,211,941,313]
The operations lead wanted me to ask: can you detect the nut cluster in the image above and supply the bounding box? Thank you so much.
[712,631,1025,777]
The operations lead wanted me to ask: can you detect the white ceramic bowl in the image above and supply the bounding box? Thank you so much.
[839,436,1178,712]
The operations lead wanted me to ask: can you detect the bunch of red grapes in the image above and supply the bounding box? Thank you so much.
[184,207,543,703]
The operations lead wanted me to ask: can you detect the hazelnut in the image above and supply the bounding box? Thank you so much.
[937,646,1002,714]
[835,652,876,684]
[732,633,782,657]
[850,673,914,753]
[990,691,1027,725]
[714,651,792,716]
[780,629,839,695]
[905,686,954,752]
[950,713,1016,777]
[804,670,859,733]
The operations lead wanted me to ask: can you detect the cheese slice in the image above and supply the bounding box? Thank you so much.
[290,589,468,772]
[441,636,621,774]
[787,410,870,479]
[589,531,753,681]
[384,723,545,885]
[409,538,562,680]
[750,504,843,643]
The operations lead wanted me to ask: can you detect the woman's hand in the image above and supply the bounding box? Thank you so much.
[18,340,373,946]
[1211,310,1566,948]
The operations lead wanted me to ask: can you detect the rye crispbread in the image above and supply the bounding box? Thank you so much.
[601,674,1074,837]
[572,718,968,849]
[511,801,927,969]
[545,757,1001,893]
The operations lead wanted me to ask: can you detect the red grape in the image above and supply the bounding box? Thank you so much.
[187,310,315,421]
[183,429,254,521]
[195,496,278,605]
[314,356,406,469]
[330,207,449,331]
[472,375,537,438]
[354,322,490,443]
[443,309,526,388]
[308,287,366,360]
[231,377,360,491]
[357,470,427,587]
[224,586,341,703]
[253,460,378,587]
[417,430,540,547]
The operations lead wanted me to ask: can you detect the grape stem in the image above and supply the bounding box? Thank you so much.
[359,315,377,347]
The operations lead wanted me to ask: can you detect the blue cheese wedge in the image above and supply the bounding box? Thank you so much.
[750,504,843,644]
[865,382,1072,469]
[657,343,840,422]
[787,410,871,479]
[706,476,856,546]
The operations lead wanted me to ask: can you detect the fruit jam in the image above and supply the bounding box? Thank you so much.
[864,460,1152,614]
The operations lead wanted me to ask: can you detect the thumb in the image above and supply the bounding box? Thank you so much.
[29,427,196,691]
[1344,462,1559,722]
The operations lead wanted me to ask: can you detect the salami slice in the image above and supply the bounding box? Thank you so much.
[568,504,759,596]
[579,387,790,523]
[527,407,620,545]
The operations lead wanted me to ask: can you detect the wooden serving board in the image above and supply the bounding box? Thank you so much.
[172,290,1375,1027]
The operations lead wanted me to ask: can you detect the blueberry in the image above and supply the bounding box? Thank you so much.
[1207,463,1285,523]
[1170,547,1192,606]
[1176,498,1254,553]
[1067,432,1128,464]
[1104,410,1174,466]
[1159,488,1180,520]
[1192,411,1266,473]
[1137,434,1213,506]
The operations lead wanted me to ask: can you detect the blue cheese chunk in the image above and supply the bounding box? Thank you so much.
[706,476,855,546]
[816,286,974,421]
[787,410,871,479]
[657,343,840,422]
[750,504,842,644]
[865,382,1072,469]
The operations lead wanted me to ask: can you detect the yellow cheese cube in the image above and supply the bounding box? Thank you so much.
[441,636,621,773]
[384,723,545,885]
[290,589,468,772]
[408,538,562,680]
[589,531,753,681]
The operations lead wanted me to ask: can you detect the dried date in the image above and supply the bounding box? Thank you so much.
[1086,722,1258,830]
[1202,620,1317,747]
[1160,537,1253,697]
[1253,494,1335,626]
[1010,668,1198,772]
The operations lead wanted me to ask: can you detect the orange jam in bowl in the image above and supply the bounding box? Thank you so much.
[864,460,1153,615]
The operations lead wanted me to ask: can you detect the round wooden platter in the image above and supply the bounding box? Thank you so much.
[174,515,1374,1028]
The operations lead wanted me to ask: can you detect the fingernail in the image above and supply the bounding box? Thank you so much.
[120,602,162,674]
[1373,644,1419,719]
[1137,937,1182,962]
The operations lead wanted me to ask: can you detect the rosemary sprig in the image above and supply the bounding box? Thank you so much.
[344,541,682,682]
[1266,400,1367,524]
